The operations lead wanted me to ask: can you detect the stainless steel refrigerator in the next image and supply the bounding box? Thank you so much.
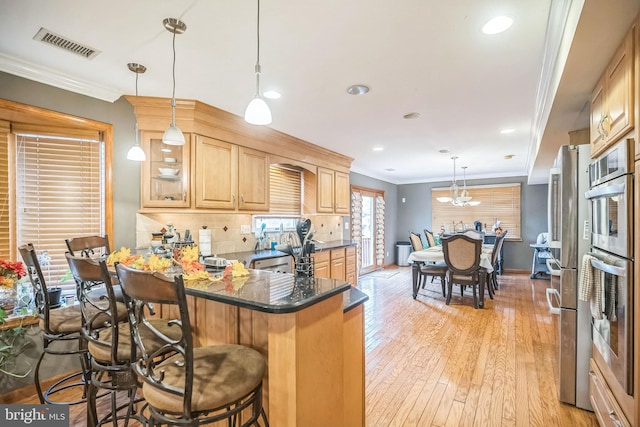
[547,144,592,410]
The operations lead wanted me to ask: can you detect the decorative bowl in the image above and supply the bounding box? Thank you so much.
[158,167,179,176]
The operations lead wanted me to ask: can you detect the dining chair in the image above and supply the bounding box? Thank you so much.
[18,243,90,405]
[462,229,484,240]
[441,234,486,308]
[489,231,508,290]
[65,235,111,259]
[409,231,447,297]
[423,229,437,247]
[115,263,269,427]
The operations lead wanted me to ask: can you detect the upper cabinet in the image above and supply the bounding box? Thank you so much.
[590,28,634,157]
[317,167,350,214]
[141,131,191,208]
[193,135,269,211]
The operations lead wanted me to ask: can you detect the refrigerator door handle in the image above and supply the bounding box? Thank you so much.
[584,183,625,200]
[590,258,626,277]
[546,288,561,314]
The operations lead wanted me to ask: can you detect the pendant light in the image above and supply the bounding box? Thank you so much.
[162,18,187,145]
[244,0,272,125]
[126,63,147,162]
[436,156,459,203]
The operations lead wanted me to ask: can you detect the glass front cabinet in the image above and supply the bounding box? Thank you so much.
[141,131,190,208]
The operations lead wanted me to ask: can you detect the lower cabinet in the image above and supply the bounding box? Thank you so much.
[589,358,631,427]
[313,246,357,285]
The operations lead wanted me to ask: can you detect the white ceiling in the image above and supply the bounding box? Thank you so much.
[0,0,638,185]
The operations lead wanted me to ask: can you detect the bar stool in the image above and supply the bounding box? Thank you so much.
[18,243,90,405]
[65,235,111,258]
[116,264,270,426]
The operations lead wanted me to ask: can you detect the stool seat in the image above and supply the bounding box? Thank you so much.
[143,344,266,414]
[42,301,127,334]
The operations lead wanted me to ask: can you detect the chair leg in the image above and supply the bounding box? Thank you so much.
[446,281,453,305]
[472,285,478,309]
[440,274,446,297]
[493,272,499,290]
[34,351,46,404]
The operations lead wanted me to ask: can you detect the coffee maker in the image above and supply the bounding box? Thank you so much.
[474,220,482,232]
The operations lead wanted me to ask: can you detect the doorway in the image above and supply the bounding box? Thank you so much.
[351,186,385,275]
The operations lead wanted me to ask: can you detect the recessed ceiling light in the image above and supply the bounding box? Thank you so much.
[500,128,515,134]
[504,154,515,159]
[373,146,384,152]
[263,90,281,99]
[482,16,513,34]
[439,149,450,154]
[384,168,396,172]
[403,112,420,119]
[347,84,370,95]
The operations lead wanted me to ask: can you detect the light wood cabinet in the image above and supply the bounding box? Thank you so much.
[141,131,191,208]
[591,28,634,157]
[589,359,631,427]
[317,167,350,214]
[346,246,357,285]
[313,251,330,279]
[330,248,346,281]
[193,135,269,211]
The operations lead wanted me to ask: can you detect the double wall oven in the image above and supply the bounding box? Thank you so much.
[584,138,634,396]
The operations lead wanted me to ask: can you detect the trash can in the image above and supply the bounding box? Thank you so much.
[396,241,412,266]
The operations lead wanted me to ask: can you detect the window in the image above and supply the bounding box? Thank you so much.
[431,183,521,239]
[0,99,113,295]
[15,131,105,294]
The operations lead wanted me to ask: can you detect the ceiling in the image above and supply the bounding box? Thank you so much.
[0,0,638,185]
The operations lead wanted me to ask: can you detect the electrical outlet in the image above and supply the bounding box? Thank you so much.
[240,225,251,234]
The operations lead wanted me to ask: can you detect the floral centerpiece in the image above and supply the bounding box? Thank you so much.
[106,246,249,290]
[0,260,27,311]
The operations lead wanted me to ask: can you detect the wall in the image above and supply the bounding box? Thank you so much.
[0,71,139,249]
[397,176,548,271]
[349,172,399,266]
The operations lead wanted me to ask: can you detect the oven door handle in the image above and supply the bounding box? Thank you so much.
[584,183,626,200]
[590,258,626,277]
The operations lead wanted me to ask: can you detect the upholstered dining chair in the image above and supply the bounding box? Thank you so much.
[423,229,437,247]
[115,263,269,427]
[19,243,90,405]
[65,235,111,259]
[441,234,486,308]
[462,229,484,240]
[409,231,447,297]
[489,231,508,291]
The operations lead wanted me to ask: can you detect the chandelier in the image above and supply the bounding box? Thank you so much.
[437,157,481,206]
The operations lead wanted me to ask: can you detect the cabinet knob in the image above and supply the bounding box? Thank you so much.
[241,194,245,205]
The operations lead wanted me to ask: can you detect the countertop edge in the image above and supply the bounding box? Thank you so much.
[343,286,369,312]
[185,281,352,314]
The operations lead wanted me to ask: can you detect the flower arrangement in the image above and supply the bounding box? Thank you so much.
[0,260,26,289]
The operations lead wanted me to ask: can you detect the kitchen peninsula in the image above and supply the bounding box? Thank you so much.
[159,269,368,427]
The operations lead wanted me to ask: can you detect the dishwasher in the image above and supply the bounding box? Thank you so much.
[252,256,293,274]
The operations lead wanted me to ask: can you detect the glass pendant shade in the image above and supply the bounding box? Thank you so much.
[127,144,146,161]
[437,158,480,206]
[245,96,272,125]
[162,124,185,145]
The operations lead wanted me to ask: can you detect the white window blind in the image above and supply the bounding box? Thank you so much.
[432,183,521,239]
[0,121,10,259]
[269,165,301,214]
[16,133,105,293]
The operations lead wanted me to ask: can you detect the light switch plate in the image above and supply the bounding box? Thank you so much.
[240,225,251,234]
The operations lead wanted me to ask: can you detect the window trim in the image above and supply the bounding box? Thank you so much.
[0,99,113,261]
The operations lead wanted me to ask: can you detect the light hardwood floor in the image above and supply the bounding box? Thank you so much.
[360,266,598,427]
[4,267,598,426]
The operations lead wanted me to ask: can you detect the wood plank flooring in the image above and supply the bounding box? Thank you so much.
[4,267,598,426]
[360,266,597,427]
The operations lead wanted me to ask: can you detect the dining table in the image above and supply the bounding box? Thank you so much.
[407,244,494,307]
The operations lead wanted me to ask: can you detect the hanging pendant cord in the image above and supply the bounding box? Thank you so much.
[254,0,261,95]
[171,30,177,125]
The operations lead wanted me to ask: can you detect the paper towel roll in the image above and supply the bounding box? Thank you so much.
[199,228,212,256]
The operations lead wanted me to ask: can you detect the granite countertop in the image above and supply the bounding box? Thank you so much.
[343,286,369,312]
[217,249,291,267]
[313,240,357,252]
[185,269,355,314]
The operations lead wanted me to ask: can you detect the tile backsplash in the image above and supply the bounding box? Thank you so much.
[136,212,346,255]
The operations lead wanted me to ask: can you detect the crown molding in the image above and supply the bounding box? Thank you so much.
[0,52,122,102]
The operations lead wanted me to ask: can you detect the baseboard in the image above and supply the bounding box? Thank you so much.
[503,269,530,275]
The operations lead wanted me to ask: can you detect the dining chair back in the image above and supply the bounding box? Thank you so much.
[18,243,90,405]
[65,235,111,258]
[115,263,269,426]
[489,230,508,290]
[409,231,424,251]
[423,229,436,247]
[442,234,484,308]
[462,229,484,240]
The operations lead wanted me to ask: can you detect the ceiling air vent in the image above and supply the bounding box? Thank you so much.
[33,27,101,59]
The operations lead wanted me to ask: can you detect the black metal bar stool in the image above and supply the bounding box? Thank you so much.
[18,243,90,405]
